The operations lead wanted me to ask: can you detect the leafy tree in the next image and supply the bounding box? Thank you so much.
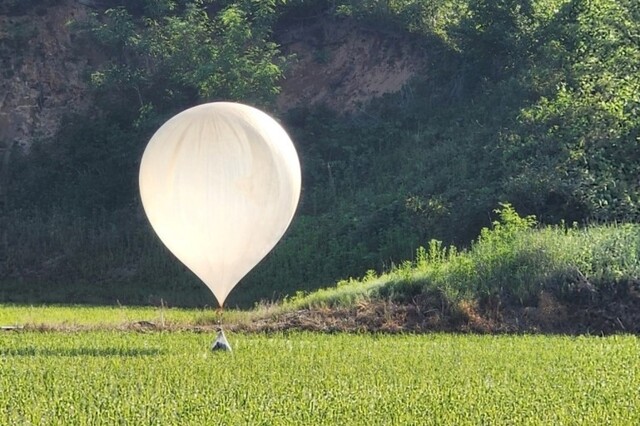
[501,0,640,222]
[84,0,285,124]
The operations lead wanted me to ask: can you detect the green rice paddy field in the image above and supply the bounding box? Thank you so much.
[0,306,639,425]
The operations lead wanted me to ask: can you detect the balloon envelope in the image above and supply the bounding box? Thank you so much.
[139,102,301,306]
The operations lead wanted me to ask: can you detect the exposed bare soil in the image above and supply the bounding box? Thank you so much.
[0,0,91,149]
[8,282,638,335]
[1,7,426,146]
[276,17,426,113]
[231,288,640,335]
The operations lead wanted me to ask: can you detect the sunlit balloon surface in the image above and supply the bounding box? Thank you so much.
[139,102,301,306]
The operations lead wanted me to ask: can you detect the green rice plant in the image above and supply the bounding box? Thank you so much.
[0,332,637,425]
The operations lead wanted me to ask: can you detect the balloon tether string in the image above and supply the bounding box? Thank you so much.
[216,304,224,327]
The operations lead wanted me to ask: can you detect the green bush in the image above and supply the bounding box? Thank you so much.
[292,204,640,310]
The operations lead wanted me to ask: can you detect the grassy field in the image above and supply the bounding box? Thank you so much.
[0,304,235,329]
[1,327,638,425]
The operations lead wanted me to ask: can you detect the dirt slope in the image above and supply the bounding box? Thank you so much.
[0,0,91,150]
[276,18,425,113]
[0,6,424,148]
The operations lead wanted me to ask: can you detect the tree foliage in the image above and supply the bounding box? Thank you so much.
[496,0,640,222]
[84,0,285,124]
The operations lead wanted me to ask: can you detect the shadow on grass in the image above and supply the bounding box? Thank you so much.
[2,347,165,357]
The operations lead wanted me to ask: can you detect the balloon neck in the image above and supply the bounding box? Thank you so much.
[215,305,224,325]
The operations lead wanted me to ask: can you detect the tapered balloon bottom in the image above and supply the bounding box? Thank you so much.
[211,328,232,352]
[139,102,302,308]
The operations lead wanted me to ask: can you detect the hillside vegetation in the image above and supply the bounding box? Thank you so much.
[277,204,640,333]
[2,0,639,308]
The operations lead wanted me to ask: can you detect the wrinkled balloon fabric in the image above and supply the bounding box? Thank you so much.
[140,103,301,306]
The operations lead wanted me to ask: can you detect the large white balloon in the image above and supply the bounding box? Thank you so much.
[139,102,301,306]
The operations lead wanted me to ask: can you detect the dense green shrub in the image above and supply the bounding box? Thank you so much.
[289,204,640,310]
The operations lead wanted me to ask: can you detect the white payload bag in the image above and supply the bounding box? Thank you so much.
[211,328,232,352]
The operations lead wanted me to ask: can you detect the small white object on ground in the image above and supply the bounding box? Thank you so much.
[211,328,232,352]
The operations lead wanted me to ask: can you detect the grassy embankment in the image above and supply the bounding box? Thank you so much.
[3,205,639,333]
[275,204,640,333]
